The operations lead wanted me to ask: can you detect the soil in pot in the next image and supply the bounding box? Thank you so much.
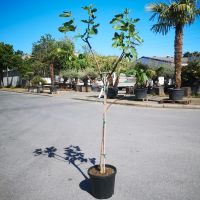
[88,164,117,199]
[89,165,114,176]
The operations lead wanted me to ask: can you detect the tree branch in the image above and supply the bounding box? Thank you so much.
[110,51,125,75]
[84,38,103,81]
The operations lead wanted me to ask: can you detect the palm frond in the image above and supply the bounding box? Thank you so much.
[151,23,172,35]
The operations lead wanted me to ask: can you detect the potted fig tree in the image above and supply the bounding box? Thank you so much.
[59,5,143,199]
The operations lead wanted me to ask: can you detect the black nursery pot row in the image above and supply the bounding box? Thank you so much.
[134,88,185,101]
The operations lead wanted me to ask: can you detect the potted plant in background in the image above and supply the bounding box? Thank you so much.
[182,60,200,96]
[60,68,79,90]
[59,5,143,199]
[125,63,149,100]
[78,67,98,92]
[30,75,47,93]
[147,0,200,101]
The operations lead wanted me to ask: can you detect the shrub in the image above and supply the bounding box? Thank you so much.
[30,76,47,85]
[182,61,200,87]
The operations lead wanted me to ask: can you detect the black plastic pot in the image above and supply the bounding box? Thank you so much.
[88,164,117,199]
[107,87,118,99]
[168,88,184,101]
[134,88,147,99]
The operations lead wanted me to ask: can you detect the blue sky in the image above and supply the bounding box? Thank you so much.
[1,0,200,58]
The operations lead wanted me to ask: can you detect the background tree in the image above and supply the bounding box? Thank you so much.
[183,51,200,57]
[32,34,75,77]
[147,0,200,88]
[0,42,23,87]
[182,60,200,87]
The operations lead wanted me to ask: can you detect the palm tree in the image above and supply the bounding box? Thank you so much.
[147,0,200,88]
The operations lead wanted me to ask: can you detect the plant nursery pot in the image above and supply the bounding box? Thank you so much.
[107,87,118,99]
[134,88,147,99]
[86,85,92,92]
[168,88,184,101]
[88,164,117,199]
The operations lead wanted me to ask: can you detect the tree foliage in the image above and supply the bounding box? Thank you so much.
[182,61,200,86]
[31,34,75,76]
[0,42,23,86]
[125,63,149,88]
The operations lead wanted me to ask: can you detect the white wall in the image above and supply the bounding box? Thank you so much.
[3,76,20,87]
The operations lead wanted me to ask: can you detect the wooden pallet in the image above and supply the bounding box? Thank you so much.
[134,98,149,102]
[159,99,191,104]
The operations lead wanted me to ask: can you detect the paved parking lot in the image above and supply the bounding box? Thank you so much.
[0,91,200,200]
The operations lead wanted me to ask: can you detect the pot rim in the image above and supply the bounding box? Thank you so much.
[168,88,184,91]
[88,164,117,179]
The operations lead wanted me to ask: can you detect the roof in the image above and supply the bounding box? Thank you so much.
[140,56,188,65]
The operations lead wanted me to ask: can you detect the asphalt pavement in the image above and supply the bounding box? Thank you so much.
[0,91,200,200]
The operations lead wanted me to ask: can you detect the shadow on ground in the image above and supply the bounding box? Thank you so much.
[33,145,96,196]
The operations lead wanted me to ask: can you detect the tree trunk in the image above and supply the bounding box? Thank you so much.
[50,64,54,85]
[107,73,113,87]
[113,75,119,88]
[174,25,183,89]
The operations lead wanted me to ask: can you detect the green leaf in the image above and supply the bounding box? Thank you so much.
[120,25,128,31]
[63,19,74,26]
[128,24,135,33]
[89,28,98,35]
[91,8,97,13]
[93,23,100,29]
[131,48,137,59]
[81,19,94,24]
[68,25,76,31]
[110,14,123,24]
[132,18,140,23]
[114,32,120,38]
[82,6,90,11]
[59,11,71,18]
[113,25,122,30]
[114,14,124,20]
[112,42,118,48]
[58,25,76,33]
[58,26,67,32]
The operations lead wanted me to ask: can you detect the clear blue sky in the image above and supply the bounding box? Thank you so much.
[1,0,200,58]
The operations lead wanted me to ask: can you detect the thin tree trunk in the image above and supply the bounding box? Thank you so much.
[100,74,107,174]
[174,25,183,89]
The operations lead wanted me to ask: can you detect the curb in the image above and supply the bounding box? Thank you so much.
[0,89,53,97]
[72,97,200,110]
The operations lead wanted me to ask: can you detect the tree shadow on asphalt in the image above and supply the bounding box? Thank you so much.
[33,145,96,196]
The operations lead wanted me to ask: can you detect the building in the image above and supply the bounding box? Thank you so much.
[2,69,21,87]
[138,56,188,68]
